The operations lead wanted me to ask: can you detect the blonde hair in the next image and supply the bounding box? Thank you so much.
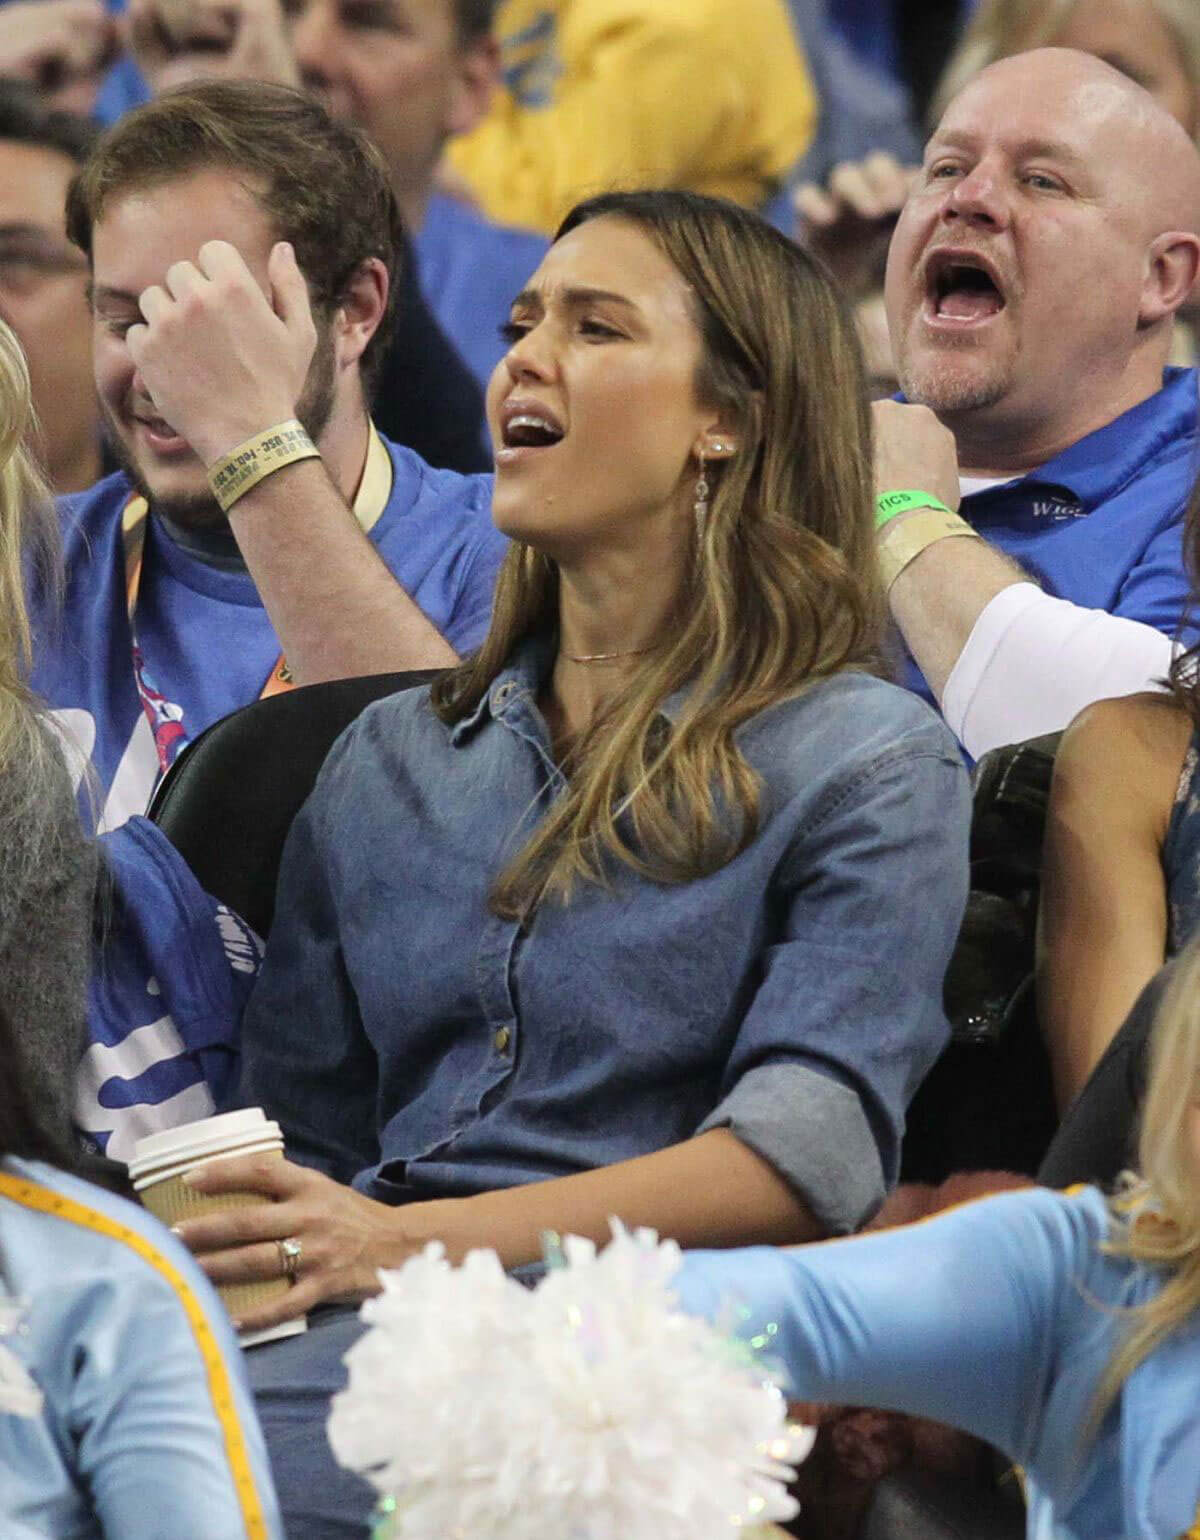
[929,0,1200,136]
[432,190,884,921]
[0,318,61,788]
[1091,933,1200,1425]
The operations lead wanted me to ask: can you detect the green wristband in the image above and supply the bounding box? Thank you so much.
[876,489,953,531]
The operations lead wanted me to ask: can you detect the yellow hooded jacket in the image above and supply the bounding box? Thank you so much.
[446,0,816,234]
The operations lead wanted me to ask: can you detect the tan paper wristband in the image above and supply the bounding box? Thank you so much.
[878,506,981,591]
[207,419,321,513]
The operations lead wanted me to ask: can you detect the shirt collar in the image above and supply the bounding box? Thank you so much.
[353,423,394,534]
[448,634,555,745]
[959,367,1198,515]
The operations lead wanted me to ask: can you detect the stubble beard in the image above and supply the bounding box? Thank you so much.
[895,324,1015,418]
[102,329,339,528]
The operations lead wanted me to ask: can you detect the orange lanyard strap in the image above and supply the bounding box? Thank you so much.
[120,423,395,707]
[122,495,294,702]
[0,1170,270,1539]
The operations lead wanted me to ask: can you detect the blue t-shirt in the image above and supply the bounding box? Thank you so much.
[415,193,549,390]
[78,817,263,1163]
[30,435,503,828]
[901,367,1200,706]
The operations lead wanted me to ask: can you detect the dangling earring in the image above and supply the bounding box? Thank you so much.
[693,452,710,533]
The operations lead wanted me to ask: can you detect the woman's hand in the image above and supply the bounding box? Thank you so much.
[171,1154,429,1331]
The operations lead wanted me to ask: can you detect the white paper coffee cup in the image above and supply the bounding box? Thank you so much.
[129,1109,307,1348]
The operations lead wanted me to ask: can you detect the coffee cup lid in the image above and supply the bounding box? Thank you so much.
[128,1108,283,1177]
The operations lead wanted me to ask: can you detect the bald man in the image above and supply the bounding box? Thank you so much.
[873,48,1200,757]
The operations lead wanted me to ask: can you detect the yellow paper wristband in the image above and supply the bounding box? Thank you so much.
[878,506,980,591]
[207,420,320,513]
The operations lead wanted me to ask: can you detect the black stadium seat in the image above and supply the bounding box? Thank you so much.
[148,670,443,938]
[901,732,1063,1184]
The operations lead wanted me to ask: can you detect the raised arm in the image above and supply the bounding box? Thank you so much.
[1036,693,1190,1109]
[672,1186,1095,1465]
[874,400,1191,752]
[126,238,462,681]
[872,399,1025,701]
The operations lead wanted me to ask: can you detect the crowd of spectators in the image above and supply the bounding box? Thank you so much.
[1,2,1200,1538]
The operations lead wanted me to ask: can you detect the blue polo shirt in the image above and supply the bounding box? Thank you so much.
[901,367,1200,704]
[415,194,549,390]
[30,437,503,828]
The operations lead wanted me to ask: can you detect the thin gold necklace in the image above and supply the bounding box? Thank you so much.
[560,644,655,663]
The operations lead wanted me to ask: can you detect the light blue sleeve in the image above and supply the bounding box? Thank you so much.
[674,1187,1100,1463]
[70,1237,284,1540]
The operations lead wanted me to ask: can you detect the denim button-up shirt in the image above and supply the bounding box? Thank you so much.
[237,642,970,1233]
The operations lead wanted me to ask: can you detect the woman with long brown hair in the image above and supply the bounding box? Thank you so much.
[169,190,970,1538]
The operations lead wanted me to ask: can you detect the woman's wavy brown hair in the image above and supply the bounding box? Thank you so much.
[432,189,884,920]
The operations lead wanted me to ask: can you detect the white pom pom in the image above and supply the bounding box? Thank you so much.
[327,1225,813,1540]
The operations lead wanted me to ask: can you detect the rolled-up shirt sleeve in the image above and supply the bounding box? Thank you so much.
[698,738,971,1233]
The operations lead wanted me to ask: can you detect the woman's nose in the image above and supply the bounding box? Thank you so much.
[504,323,555,381]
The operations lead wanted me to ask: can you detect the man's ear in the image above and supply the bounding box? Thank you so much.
[446,35,500,140]
[333,257,389,371]
[1139,230,1200,326]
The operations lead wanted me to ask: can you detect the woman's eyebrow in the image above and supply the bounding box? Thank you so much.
[509,285,639,312]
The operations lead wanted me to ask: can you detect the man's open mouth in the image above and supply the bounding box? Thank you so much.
[926,253,1007,322]
[135,412,181,439]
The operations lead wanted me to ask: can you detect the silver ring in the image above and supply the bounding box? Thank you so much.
[277,1236,302,1284]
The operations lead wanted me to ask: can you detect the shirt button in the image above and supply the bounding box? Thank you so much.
[494,682,516,706]
[494,1026,511,1054]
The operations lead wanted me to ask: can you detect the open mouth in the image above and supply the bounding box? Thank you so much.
[501,412,565,450]
[926,255,1006,323]
[133,412,188,451]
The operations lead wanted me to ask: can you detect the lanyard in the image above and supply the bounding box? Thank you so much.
[122,426,394,772]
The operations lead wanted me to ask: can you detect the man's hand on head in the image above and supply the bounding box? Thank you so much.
[125,0,299,94]
[871,399,961,515]
[126,239,318,467]
[794,152,917,300]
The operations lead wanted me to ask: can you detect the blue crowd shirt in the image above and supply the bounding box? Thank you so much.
[77,818,263,1165]
[901,367,1200,706]
[677,1185,1200,1539]
[236,640,970,1235]
[414,193,549,390]
[0,1156,283,1540]
[30,435,503,829]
